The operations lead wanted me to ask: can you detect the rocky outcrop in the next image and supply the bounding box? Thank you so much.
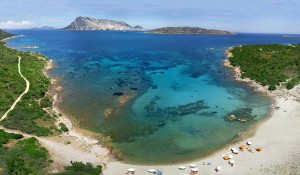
[148,27,233,34]
[63,16,143,31]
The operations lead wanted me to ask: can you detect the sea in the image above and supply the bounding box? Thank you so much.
[6,30,300,164]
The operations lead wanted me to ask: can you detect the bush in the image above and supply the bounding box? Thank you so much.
[268,84,277,91]
[55,162,102,175]
[59,122,69,132]
[286,78,299,89]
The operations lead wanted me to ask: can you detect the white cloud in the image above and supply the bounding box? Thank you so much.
[0,20,34,29]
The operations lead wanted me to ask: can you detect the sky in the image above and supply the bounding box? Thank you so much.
[0,0,300,33]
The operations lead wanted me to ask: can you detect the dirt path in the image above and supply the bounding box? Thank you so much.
[0,55,111,172]
[0,56,30,121]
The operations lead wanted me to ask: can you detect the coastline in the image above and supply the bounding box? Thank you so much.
[223,47,270,95]
[1,36,114,172]
[43,58,115,172]
[3,35,300,174]
[102,47,300,174]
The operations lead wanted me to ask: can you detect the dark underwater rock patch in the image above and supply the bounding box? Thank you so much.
[113,92,124,96]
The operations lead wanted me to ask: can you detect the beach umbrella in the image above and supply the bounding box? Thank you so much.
[156,170,163,175]
[178,166,186,170]
[247,141,252,145]
[189,164,197,168]
[191,168,199,172]
[127,168,135,172]
[257,147,263,152]
[231,148,238,154]
[228,155,233,159]
[148,169,156,173]
[231,148,237,151]
[229,160,235,164]
[223,155,229,160]
[216,166,222,171]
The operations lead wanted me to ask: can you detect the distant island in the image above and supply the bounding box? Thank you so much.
[30,26,55,30]
[148,27,233,34]
[63,16,143,31]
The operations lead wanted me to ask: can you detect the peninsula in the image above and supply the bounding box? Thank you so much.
[227,44,300,90]
[63,16,143,31]
[148,27,233,34]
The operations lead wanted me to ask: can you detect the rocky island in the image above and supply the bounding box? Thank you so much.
[63,16,143,31]
[148,27,233,34]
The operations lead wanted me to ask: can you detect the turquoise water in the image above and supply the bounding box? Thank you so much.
[6,31,300,163]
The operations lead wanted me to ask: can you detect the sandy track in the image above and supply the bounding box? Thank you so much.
[0,56,111,172]
[0,56,30,121]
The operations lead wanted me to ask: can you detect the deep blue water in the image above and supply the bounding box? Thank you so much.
[6,30,300,163]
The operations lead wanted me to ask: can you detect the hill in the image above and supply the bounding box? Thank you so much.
[0,29,14,40]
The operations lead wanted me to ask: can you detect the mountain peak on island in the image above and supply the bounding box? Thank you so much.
[148,27,233,34]
[63,16,143,31]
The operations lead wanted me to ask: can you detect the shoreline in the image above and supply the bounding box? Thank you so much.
[1,36,114,172]
[3,36,300,174]
[43,58,116,171]
[223,47,270,95]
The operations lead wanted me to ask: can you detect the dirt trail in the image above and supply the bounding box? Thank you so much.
[0,56,111,172]
[0,56,30,121]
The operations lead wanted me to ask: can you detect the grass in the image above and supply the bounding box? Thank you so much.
[229,44,300,90]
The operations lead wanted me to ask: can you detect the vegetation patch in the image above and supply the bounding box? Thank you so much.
[59,122,69,132]
[229,44,300,90]
[0,129,51,175]
[0,29,14,40]
[0,40,58,136]
[55,161,102,175]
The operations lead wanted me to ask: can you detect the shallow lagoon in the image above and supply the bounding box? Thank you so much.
[7,31,300,163]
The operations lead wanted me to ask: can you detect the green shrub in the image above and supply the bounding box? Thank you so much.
[5,137,50,175]
[59,122,69,132]
[55,162,102,175]
[286,78,299,89]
